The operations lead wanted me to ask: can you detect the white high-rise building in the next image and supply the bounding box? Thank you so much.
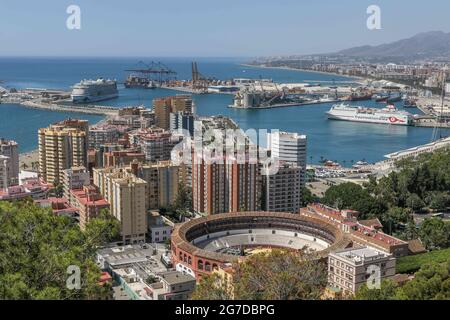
[267,131,307,185]
[62,166,90,204]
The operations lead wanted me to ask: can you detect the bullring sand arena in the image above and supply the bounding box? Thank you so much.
[171,211,351,279]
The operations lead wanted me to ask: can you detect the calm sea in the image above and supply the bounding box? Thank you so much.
[0,57,448,163]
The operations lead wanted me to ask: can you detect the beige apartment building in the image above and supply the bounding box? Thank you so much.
[328,246,396,296]
[38,120,89,185]
[129,160,180,210]
[93,167,147,244]
[153,95,193,130]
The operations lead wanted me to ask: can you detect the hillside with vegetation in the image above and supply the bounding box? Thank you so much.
[356,258,450,300]
[320,149,450,247]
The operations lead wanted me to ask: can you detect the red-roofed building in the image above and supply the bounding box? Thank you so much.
[35,197,79,218]
[98,271,113,286]
[70,185,109,229]
[0,178,51,201]
[301,204,409,257]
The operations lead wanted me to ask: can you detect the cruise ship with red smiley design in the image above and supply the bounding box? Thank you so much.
[326,103,414,126]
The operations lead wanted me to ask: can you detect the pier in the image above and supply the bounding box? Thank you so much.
[20,100,119,116]
[0,97,119,116]
[228,98,343,109]
[1,87,120,116]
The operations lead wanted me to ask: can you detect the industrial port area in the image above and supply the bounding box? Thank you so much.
[1,60,449,130]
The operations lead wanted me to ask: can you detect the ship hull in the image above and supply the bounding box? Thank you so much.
[327,112,410,126]
[71,93,119,104]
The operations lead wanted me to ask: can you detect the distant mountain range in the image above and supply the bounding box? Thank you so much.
[334,31,450,59]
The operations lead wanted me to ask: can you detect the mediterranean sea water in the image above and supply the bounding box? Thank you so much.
[0,57,448,163]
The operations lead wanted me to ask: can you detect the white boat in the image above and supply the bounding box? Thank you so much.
[71,78,118,103]
[327,103,413,126]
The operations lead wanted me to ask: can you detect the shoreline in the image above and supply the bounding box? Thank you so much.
[14,111,109,170]
[240,63,366,83]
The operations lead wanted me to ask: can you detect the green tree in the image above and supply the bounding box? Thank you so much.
[403,220,419,241]
[84,209,121,251]
[321,182,385,219]
[355,279,399,300]
[395,259,450,300]
[0,201,114,300]
[53,183,64,198]
[428,192,449,211]
[381,206,413,235]
[406,193,425,211]
[418,218,450,250]
[193,250,327,300]
[322,182,366,210]
[234,250,327,300]
[191,273,233,300]
[300,187,318,207]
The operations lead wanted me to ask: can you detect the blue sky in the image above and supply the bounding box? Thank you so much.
[1,0,449,57]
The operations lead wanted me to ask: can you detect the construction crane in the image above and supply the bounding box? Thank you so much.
[125,61,177,85]
[191,61,211,93]
[431,67,447,142]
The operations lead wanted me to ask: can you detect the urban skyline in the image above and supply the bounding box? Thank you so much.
[0,1,449,305]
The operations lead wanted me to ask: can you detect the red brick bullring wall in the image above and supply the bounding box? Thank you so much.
[171,211,350,279]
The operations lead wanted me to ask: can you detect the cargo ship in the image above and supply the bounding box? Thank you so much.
[124,75,156,89]
[326,103,413,126]
[403,98,417,108]
[71,78,118,103]
[347,92,373,101]
[229,90,309,109]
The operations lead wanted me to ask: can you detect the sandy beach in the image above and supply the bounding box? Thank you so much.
[19,149,39,171]
[240,64,366,83]
[16,116,109,173]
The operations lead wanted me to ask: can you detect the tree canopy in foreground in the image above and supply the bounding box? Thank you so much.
[191,249,328,300]
[0,200,119,299]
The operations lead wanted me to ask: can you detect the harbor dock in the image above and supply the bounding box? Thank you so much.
[0,97,119,116]
[1,88,119,116]
[228,98,343,109]
[20,100,119,116]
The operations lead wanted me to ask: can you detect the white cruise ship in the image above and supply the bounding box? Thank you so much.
[71,78,118,103]
[326,103,413,126]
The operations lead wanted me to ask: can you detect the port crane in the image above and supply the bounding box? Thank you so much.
[125,61,177,85]
[431,67,448,142]
[191,61,213,93]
